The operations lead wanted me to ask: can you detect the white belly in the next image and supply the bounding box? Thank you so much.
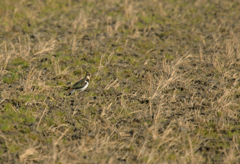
[79,81,89,91]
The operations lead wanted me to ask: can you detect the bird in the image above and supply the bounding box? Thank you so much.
[68,72,91,95]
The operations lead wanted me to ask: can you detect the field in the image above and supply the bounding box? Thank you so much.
[0,0,240,163]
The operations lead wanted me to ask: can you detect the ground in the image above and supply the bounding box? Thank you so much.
[0,0,240,163]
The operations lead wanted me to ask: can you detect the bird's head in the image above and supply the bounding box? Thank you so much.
[85,72,91,80]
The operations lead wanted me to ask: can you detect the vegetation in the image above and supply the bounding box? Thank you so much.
[0,0,240,163]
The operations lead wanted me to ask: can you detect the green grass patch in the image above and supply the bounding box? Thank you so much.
[3,73,19,83]
[0,104,35,132]
[19,94,45,103]
[11,57,29,68]
[165,54,175,60]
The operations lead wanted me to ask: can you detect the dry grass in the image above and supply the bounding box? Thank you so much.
[0,0,240,163]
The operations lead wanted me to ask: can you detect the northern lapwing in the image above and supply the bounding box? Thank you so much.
[69,72,91,95]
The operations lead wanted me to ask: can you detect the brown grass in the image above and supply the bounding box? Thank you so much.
[0,0,240,163]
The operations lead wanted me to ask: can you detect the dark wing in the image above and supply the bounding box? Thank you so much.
[72,79,86,89]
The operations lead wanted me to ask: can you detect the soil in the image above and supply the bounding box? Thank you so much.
[0,0,240,163]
